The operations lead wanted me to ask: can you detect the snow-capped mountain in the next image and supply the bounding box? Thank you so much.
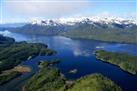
[8,17,137,44]
[31,17,137,26]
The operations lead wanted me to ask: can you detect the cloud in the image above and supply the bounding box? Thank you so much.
[0,30,11,37]
[73,48,91,57]
[4,0,91,19]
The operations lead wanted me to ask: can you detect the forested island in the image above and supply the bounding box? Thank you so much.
[95,50,137,75]
[23,60,121,91]
[0,35,55,85]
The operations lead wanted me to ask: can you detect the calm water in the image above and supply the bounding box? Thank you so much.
[0,32,137,91]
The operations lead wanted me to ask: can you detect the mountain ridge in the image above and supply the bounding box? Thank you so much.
[31,17,137,26]
[2,17,137,44]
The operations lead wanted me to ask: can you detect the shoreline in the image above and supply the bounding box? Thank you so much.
[95,52,137,76]
[10,31,137,44]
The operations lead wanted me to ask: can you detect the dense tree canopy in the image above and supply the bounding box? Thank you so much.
[95,50,137,75]
[67,74,121,91]
[23,61,121,91]
[23,61,66,91]
[0,35,55,84]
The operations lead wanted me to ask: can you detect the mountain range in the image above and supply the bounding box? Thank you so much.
[31,17,137,25]
[1,17,137,43]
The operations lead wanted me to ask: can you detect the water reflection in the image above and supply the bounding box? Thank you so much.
[9,32,137,56]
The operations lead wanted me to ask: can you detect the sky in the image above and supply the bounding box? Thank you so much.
[0,0,136,23]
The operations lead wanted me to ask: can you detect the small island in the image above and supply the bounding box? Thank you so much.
[23,60,121,91]
[95,50,137,75]
[38,59,60,68]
